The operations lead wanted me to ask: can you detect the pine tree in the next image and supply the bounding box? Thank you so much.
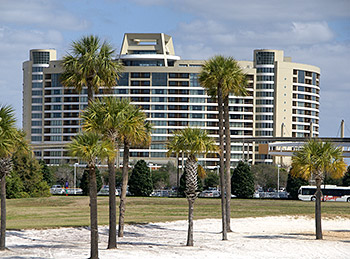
[342,166,350,186]
[128,160,153,197]
[286,171,309,199]
[231,161,255,198]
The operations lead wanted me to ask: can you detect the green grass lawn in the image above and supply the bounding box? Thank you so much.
[5,196,350,229]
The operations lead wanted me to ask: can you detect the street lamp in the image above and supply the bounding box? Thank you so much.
[74,163,79,195]
[277,164,281,194]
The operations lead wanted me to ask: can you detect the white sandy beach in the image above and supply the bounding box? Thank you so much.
[1,216,349,259]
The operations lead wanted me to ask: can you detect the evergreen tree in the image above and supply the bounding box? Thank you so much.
[286,171,309,199]
[204,171,219,190]
[39,160,54,186]
[80,166,103,195]
[128,160,153,196]
[6,150,50,198]
[231,161,255,198]
[342,166,350,186]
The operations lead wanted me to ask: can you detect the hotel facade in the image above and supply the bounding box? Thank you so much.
[22,33,320,168]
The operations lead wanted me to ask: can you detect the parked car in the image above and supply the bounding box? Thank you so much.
[50,185,65,195]
[97,185,119,196]
[199,189,221,198]
[150,190,171,197]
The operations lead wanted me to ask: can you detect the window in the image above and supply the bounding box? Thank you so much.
[32,82,42,88]
[190,73,200,87]
[256,75,274,81]
[256,84,274,90]
[117,73,129,86]
[31,128,42,134]
[191,114,203,119]
[32,67,43,72]
[32,98,42,103]
[32,120,42,126]
[31,136,42,141]
[32,105,42,111]
[191,106,203,111]
[256,67,274,73]
[51,74,62,87]
[256,92,274,97]
[31,113,42,118]
[152,105,165,110]
[298,70,305,83]
[256,107,273,113]
[255,52,275,65]
[152,73,167,86]
[32,51,50,64]
[32,74,43,80]
[256,99,274,105]
[32,90,42,96]
[152,89,165,94]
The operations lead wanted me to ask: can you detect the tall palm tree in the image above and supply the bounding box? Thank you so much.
[60,35,122,104]
[116,101,152,237]
[291,140,347,239]
[68,132,114,259]
[0,105,20,250]
[168,128,218,246]
[82,97,128,249]
[199,55,248,234]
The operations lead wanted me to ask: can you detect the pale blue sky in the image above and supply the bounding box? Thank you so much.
[0,0,349,136]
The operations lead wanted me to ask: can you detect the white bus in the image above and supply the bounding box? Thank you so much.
[298,185,350,202]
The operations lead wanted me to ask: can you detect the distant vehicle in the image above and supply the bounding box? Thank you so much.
[50,185,83,195]
[98,185,119,196]
[50,185,65,195]
[298,185,350,202]
[199,189,220,198]
[150,190,171,197]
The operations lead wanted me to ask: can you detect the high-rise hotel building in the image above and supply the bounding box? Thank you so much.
[22,33,320,167]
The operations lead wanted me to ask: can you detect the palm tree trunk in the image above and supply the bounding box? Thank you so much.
[107,157,117,249]
[0,174,6,250]
[89,165,99,259]
[87,82,94,105]
[218,85,227,240]
[118,140,130,237]
[315,175,323,240]
[186,197,195,246]
[223,96,232,232]
[185,155,198,246]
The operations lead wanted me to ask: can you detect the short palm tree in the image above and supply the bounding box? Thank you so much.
[168,127,218,246]
[60,35,122,104]
[199,55,248,234]
[0,105,20,250]
[291,140,347,239]
[116,101,152,237]
[68,132,114,259]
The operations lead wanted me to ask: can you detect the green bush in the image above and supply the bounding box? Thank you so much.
[6,150,50,198]
[231,161,255,198]
[286,171,309,199]
[342,166,350,186]
[128,160,153,196]
[204,171,219,190]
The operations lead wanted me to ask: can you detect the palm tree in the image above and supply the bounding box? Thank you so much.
[82,97,127,249]
[0,105,20,250]
[199,55,248,234]
[60,35,122,104]
[68,132,114,259]
[168,128,218,246]
[116,101,152,237]
[291,140,347,239]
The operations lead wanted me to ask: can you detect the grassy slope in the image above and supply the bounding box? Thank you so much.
[5,196,350,229]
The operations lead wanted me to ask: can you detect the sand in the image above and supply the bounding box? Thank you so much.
[0,216,349,258]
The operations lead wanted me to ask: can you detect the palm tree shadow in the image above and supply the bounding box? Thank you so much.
[245,233,314,240]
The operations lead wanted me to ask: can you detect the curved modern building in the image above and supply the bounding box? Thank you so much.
[22,33,320,167]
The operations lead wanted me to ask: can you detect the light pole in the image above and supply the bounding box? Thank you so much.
[277,164,280,194]
[74,163,79,195]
